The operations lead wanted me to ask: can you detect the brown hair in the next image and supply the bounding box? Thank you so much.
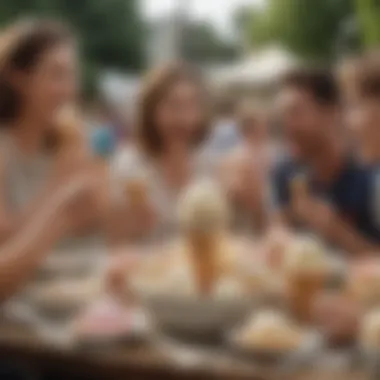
[0,19,73,125]
[353,51,380,100]
[281,68,340,106]
[137,63,210,156]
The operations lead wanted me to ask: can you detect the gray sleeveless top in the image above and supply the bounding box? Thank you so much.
[2,134,105,314]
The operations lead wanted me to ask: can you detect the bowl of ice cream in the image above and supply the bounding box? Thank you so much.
[130,180,275,340]
[131,241,274,340]
[228,310,319,363]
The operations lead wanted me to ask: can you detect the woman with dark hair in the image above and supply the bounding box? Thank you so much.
[0,20,106,309]
[0,19,105,236]
[109,63,211,246]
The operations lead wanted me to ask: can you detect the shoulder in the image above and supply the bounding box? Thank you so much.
[340,159,373,195]
[363,163,380,194]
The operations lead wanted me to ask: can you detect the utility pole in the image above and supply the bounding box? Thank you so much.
[172,0,191,60]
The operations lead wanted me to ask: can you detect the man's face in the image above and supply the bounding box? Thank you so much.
[275,87,330,160]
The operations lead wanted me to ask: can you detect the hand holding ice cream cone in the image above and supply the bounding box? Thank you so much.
[178,180,230,295]
[54,104,83,151]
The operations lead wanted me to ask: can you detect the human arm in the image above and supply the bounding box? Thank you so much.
[218,149,270,231]
[0,175,96,302]
[106,149,157,248]
[294,196,377,255]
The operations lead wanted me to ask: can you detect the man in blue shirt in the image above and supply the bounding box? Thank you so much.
[272,68,380,255]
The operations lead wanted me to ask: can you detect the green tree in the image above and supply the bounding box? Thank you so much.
[355,0,380,47]
[180,21,239,64]
[0,0,145,96]
[242,0,354,61]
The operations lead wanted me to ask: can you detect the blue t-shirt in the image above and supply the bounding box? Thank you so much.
[90,126,117,159]
[272,156,380,243]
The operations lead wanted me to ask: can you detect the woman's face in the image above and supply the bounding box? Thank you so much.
[155,80,205,147]
[19,43,78,125]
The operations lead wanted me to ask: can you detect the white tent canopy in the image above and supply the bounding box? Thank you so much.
[99,71,140,110]
[210,46,299,88]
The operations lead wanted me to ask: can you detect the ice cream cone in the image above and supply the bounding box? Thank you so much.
[55,105,82,150]
[187,231,220,295]
[285,236,329,324]
[290,173,308,201]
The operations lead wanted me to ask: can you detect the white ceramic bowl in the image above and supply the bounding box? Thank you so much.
[139,292,258,340]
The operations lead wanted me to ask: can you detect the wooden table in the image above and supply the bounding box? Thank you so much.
[0,322,370,380]
[0,322,269,380]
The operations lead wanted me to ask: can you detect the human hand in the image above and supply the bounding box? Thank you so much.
[106,251,141,295]
[263,226,293,269]
[312,291,361,346]
[220,150,264,208]
[54,172,103,233]
[292,195,336,237]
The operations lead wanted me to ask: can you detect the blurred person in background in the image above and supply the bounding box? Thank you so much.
[345,54,380,239]
[204,97,240,163]
[235,101,277,173]
[337,56,362,108]
[88,97,118,161]
[108,63,211,248]
[218,102,273,233]
[346,53,380,166]
[272,68,380,255]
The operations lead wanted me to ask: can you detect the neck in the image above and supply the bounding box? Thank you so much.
[359,139,380,165]
[159,142,192,172]
[309,138,345,183]
[162,141,190,160]
[11,116,47,155]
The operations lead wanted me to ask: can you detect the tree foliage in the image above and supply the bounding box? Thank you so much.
[355,0,380,48]
[242,0,354,61]
[0,0,145,96]
[180,21,239,64]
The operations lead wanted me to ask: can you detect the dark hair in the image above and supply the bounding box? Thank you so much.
[137,62,210,156]
[281,68,340,106]
[0,19,73,124]
[354,52,380,99]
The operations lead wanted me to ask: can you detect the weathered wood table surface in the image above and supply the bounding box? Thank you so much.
[0,321,372,380]
[0,321,270,380]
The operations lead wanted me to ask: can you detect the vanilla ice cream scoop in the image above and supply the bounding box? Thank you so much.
[236,310,303,352]
[284,236,329,275]
[178,179,230,233]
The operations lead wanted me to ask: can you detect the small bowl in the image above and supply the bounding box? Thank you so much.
[72,310,150,349]
[139,292,258,341]
[227,329,321,367]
